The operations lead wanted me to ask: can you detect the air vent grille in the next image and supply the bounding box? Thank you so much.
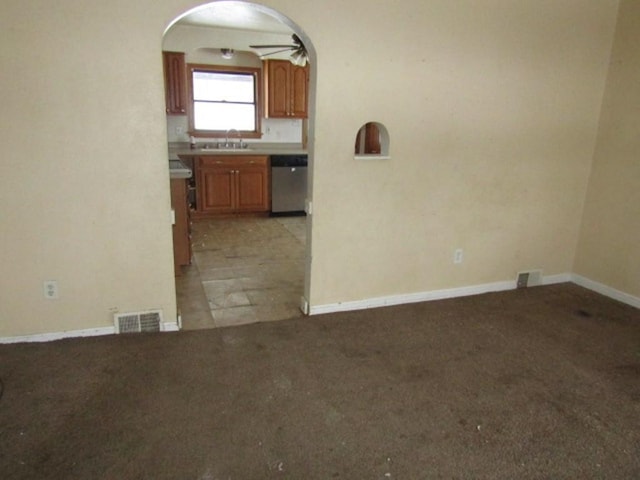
[516,270,543,288]
[114,310,163,334]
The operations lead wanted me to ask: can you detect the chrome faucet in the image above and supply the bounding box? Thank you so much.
[225,129,243,149]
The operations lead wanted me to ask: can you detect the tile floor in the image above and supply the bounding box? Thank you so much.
[175,215,306,329]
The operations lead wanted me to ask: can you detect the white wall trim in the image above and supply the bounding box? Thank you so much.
[163,321,181,332]
[3,273,635,342]
[0,326,115,344]
[310,279,517,315]
[542,273,572,285]
[571,274,640,309]
[0,321,181,344]
[309,272,637,316]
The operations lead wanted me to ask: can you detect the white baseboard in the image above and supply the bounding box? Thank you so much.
[0,326,115,344]
[571,274,640,309]
[310,279,517,315]
[543,273,572,285]
[2,273,635,343]
[163,321,181,332]
[310,272,638,316]
[0,321,181,344]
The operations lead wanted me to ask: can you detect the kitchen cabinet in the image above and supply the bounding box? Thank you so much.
[264,60,309,118]
[196,156,269,215]
[163,51,187,115]
[170,178,191,274]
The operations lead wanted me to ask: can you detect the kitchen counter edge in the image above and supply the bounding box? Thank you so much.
[175,148,308,157]
[170,142,307,158]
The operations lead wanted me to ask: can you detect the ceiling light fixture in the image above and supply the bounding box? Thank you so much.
[221,48,235,59]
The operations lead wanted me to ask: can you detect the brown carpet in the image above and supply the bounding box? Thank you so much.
[1,283,639,479]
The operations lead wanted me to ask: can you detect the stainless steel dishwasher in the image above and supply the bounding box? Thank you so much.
[270,154,308,215]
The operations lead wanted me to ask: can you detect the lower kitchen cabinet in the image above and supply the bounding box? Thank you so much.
[196,156,269,215]
[170,178,191,275]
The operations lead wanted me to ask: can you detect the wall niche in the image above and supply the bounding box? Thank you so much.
[354,121,390,159]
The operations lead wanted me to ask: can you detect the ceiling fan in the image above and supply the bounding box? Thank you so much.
[250,34,308,66]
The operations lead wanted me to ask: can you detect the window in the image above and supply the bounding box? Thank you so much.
[187,64,262,138]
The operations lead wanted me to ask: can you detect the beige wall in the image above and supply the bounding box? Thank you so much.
[0,0,624,338]
[574,0,640,298]
[0,1,177,336]
[305,0,618,305]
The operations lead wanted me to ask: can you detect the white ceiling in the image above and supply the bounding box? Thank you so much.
[176,1,293,34]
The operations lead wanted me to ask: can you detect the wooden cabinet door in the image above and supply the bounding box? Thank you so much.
[163,51,187,115]
[236,166,269,212]
[170,179,191,273]
[195,156,269,215]
[267,61,290,118]
[290,65,309,118]
[266,60,309,118]
[198,167,236,214]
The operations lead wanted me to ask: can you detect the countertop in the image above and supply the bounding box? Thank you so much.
[169,142,307,159]
[168,142,307,179]
[169,159,192,179]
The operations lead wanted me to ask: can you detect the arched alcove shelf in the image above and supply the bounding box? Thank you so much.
[354,121,390,160]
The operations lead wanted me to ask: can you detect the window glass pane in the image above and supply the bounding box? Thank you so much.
[193,71,254,102]
[193,102,256,131]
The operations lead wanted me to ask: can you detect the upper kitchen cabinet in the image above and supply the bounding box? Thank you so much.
[264,60,309,119]
[163,51,187,115]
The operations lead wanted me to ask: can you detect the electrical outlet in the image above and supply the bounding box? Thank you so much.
[43,280,59,299]
[454,248,463,264]
[175,126,184,135]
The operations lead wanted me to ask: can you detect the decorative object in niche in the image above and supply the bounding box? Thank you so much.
[355,122,390,159]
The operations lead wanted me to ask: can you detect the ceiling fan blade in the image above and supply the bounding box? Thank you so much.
[250,34,308,65]
[257,48,296,58]
[249,44,294,49]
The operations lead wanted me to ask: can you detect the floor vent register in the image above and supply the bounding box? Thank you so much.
[114,310,163,334]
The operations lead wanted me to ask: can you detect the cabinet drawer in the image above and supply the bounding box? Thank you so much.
[199,156,229,167]
[199,155,268,168]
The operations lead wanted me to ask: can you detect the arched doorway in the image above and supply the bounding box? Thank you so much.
[163,1,315,329]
